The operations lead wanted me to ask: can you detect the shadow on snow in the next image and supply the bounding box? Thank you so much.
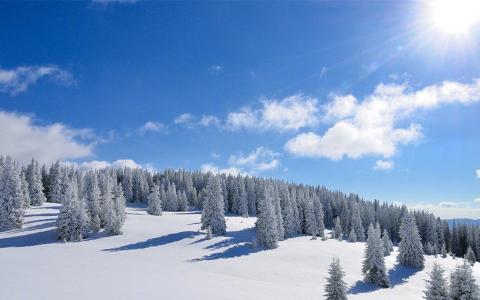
[102,231,201,252]
[188,227,265,262]
[0,229,58,248]
[348,264,420,295]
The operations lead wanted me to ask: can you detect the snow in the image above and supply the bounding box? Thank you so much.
[1,203,479,300]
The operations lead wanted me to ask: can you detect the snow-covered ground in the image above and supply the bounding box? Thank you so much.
[1,203,479,300]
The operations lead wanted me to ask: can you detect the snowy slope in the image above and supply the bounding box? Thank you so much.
[1,203,479,300]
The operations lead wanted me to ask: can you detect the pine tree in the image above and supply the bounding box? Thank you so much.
[84,172,101,233]
[0,156,25,230]
[20,169,30,209]
[48,161,63,203]
[165,183,178,211]
[351,202,366,242]
[423,262,448,300]
[441,244,447,258]
[200,176,226,235]
[104,181,126,235]
[324,257,348,300]
[382,229,392,256]
[100,175,113,228]
[255,185,278,249]
[362,223,390,288]
[56,179,89,242]
[449,260,480,300]
[348,228,357,242]
[465,246,476,266]
[398,212,425,269]
[280,185,296,238]
[147,184,162,216]
[425,242,434,255]
[314,198,325,239]
[334,217,342,240]
[26,159,46,206]
[177,190,188,212]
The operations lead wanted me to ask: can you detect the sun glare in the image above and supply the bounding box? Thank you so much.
[430,0,480,35]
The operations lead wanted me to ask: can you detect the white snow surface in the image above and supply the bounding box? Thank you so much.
[1,203,479,300]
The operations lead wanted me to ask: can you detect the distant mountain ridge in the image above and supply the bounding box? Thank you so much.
[446,218,480,227]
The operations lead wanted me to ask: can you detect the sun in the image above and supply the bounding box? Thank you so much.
[430,0,480,35]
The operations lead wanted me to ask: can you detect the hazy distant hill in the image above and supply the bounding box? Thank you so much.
[446,218,480,227]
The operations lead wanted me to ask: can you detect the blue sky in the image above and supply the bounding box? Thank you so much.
[1,1,479,218]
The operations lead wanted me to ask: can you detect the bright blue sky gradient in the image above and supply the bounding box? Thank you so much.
[1,1,479,217]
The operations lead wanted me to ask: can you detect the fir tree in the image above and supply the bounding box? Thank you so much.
[351,202,366,242]
[26,159,46,206]
[20,169,30,209]
[382,229,392,256]
[449,260,479,300]
[348,228,357,242]
[465,246,476,266]
[56,179,89,242]
[334,217,342,241]
[177,190,188,212]
[104,181,126,235]
[398,212,425,269]
[0,156,25,230]
[441,244,448,258]
[423,262,448,300]
[362,223,390,288]
[147,183,162,216]
[84,172,101,233]
[324,258,348,300]
[255,185,278,249]
[200,176,226,235]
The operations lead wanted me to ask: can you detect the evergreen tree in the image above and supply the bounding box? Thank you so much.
[99,175,113,227]
[351,202,366,242]
[324,258,348,300]
[382,229,392,256]
[0,156,25,230]
[56,179,89,242]
[200,176,226,235]
[48,161,63,203]
[348,228,357,242]
[465,246,476,266]
[362,223,390,288]
[84,172,101,233]
[449,260,479,300]
[398,212,425,269]
[20,169,30,209]
[26,159,46,206]
[255,185,279,249]
[334,217,342,240]
[423,262,448,300]
[280,185,296,238]
[104,181,126,235]
[314,197,325,239]
[441,244,447,258]
[147,183,162,216]
[165,183,178,211]
[177,190,188,212]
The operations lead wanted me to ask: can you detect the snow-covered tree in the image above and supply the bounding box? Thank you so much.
[423,262,448,300]
[147,183,162,216]
[177,190,188,212]
[333,217,342,240]
[449,260,479,300]
[398,212,425,269]
[351,202,366,242]
[465,246,476,266]
[348,228,357,242]
[280,185,296,238]
[441,244,447,258]
[48,161,63,203]
[164,183,178,211]
[0,156,25,230]
[362,223,390,288]
[324,257,348,300]
[84,172,101,233]
[425,242,434,255]
[25,159,46,206]
[104,181,126,235]
[255,185,279,249]
[20,169,30,209]
[382,229,393,256]
[201,176,226,235]
[56,179,89,242]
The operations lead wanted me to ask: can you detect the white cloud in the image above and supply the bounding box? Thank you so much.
[174,113,194,126]
[476,169,480,178]
[226,95,319,131]
[474,198,480,204]
[409,201,480,219]
[0,65,73,95]
[0,110,94,164]
[200,163,242,176]
[199,115,220,127]
[78,159,154,171]
[286,79,480,160]
[228,147,280,172]
[139,121,167,134]
[373,160,394,171]
[207,65,223,74]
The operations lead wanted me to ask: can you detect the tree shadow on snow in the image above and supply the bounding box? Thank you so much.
[188,227,265,262]
[102,231,201,252]
[26,212,58,218]
[348,264,420,295]
[0,229,58,248]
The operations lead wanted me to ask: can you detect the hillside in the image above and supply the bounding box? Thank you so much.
[1,203,478,300]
